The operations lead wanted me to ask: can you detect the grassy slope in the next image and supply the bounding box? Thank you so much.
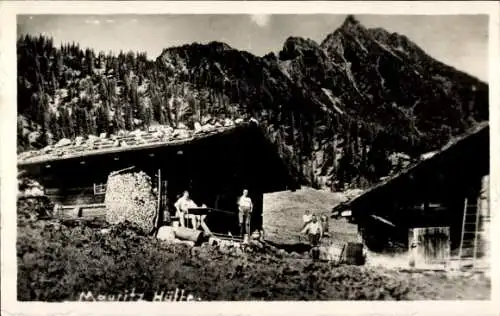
[263,186,359,246]
[17,197,491,301]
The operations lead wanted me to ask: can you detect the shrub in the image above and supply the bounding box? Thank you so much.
[17,196,54,224]
[17,217,421,301]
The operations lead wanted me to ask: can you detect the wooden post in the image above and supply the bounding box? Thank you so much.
[408,228,417,268]
[458,198,467,261]
[215,195,220,209]
[162,179,169,223]
[477,175,490,267]
[252,191,264,233]
[156,168,162,230]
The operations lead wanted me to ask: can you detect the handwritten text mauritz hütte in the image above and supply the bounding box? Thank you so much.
[78,288,202,301]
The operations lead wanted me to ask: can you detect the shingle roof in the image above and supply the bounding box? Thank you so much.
[18,120,254,166]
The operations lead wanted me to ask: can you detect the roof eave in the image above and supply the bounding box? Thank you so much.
[17,123,253,167]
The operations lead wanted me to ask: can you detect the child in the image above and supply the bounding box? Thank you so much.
[302,210,312,230]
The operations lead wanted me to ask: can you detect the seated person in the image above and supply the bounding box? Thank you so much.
[174,190,198,228]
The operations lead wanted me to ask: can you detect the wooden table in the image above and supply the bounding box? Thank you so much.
[188,207,235,216]
[187,207,237,235]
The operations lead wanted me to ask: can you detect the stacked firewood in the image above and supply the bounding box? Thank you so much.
[104,171,158,234]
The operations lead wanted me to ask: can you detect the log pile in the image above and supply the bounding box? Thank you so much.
[104,170,158,234]
[206,234,309,259]
[155,225,352,263]
[157,226,204,243]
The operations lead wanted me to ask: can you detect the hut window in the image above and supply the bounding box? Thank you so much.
[93,183,107,195]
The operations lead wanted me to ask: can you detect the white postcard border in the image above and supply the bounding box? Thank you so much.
[1,1,499,315]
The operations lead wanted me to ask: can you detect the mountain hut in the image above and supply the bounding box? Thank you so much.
[332,121,490,270]
[17,121,300,236]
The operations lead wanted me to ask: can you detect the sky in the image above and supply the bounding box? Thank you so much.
[17,14,489,82]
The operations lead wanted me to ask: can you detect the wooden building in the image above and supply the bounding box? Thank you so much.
[332,122,490,269]
[17,121,300,235]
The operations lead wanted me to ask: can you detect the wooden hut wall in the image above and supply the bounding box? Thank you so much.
[352,126,489,253]
[35,159,109,205]
[30,146,162,206]
[21,126,290,234]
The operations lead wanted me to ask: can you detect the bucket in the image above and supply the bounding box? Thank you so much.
[344,242,365,265]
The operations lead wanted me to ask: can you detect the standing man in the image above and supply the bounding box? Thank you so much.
[174,190,198,227]
[301,214,323,247]
[237,189,253,236]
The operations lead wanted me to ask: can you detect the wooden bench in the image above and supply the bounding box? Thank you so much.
[58,203,106,219]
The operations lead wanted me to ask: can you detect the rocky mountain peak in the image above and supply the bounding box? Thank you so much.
[207,41,233,53]
[279,36,321,61]
[340,15,361,30]
[320,17,364,55]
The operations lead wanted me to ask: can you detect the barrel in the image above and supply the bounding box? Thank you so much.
[174,226,204,245]
[344,242,365,265]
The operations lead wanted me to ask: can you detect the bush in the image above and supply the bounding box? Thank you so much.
[17,216,423,301]
[17,196,54,224]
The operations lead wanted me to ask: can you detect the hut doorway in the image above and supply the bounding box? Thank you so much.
[409,227,450,269]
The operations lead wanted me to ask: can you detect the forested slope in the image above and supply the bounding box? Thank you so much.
[17,15,488,190]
